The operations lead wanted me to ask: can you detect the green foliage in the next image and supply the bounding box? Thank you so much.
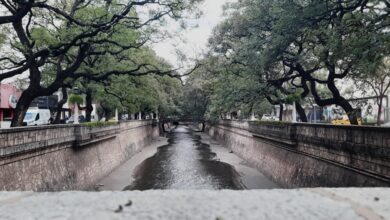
[253,100,273,117]
[179,56,272,120]
[82,121,118,127]
[68,94,84,105]
[207,0,389,120]
[30,27,59,48]
[284,92,301,104]
[93,64,183,119]
[254,120,290,126]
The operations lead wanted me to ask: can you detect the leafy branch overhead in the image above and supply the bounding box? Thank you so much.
[206,0,389,124]
[68,94,84,105]
[0,0,203,126]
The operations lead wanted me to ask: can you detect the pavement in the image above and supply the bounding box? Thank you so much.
[0,188,389,220]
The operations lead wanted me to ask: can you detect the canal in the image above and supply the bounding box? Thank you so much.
[99,125,278,190]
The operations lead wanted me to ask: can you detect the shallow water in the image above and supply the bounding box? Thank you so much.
[125,126,246,190]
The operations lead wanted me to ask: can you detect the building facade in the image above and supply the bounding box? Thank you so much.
[0,84,21,128]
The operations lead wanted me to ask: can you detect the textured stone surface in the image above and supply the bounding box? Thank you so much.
[0,188,388,220]
[0,121,159,191]
[207,121,390,187]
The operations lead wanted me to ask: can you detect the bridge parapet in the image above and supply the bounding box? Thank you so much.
[0,124,77,161]
[0,120,159,159]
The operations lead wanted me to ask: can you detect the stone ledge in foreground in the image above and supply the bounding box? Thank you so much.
[0,188,388,220]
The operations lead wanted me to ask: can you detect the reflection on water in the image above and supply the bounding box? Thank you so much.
[124,126,245,190]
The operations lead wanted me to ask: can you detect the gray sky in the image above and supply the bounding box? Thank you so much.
[151,0,233,70]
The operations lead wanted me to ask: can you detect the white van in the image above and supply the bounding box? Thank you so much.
[23,108,52,126]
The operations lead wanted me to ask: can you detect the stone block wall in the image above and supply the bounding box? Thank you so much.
[207,120,390,187]
[0,120,159,191]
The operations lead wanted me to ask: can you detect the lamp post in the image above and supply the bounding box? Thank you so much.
[292,101,297,122]
[115,108,118,122]
[291,88,297,123]
[74,104,79,124]
[72,87,81,125]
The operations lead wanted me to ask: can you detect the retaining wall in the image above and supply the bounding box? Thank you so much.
[0,120,159,191]
[207,120,390,187]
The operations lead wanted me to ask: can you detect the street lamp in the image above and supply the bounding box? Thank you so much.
[292,101,297,122]
[291,88,297,123]
[72,87,81,125]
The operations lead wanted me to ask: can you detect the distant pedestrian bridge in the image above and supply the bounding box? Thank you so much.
[159,117,206,131]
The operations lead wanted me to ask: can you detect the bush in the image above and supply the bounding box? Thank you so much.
[82,121,118,127]
[68,94,84,105]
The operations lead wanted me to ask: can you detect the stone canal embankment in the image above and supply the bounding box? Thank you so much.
[206,120,390,187]
[0,121,159,191]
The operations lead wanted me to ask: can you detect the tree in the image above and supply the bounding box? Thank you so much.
[210,0,389,124]
[0,0,202,126]
[180,55,273,121]
[100,74,183,119]
[353,57,390,125]
[180,63,215,120]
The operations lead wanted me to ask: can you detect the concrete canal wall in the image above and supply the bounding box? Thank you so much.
[0,120,159,191]
[207,120,390,187]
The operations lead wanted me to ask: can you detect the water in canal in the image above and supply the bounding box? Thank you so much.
[123,125,277,190]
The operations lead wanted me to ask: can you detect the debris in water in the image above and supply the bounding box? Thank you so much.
[374,197,380,201]
[125,200,133,207]
[94,184,104,191]
[114,205,123,213]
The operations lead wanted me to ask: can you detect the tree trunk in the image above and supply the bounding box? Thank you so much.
[85,90,93,122]
[11,65,42,127]
[296,102,308,122]
[53,87,68,124]
[377,96,383,126]
[326,67,359,125]
[338,97,359,125]
[308,77,359,125]
[11,89,36,127]
[279,104,283,121]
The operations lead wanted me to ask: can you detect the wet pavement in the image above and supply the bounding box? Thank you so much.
[121,125,278,190]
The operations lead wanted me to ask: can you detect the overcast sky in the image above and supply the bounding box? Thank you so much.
[151,0,234,70]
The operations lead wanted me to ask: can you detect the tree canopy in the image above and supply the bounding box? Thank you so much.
[0,0,202,126]
[203,0,390,124]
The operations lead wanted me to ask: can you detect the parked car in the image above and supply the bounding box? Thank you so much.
[23,108,52,126]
